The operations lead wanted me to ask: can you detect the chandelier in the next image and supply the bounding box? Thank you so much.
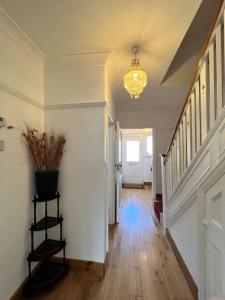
[123,46,147,99]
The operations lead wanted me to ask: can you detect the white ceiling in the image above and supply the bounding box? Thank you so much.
[0,0,202,113]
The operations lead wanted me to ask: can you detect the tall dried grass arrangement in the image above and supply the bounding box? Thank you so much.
[22,125,66,172]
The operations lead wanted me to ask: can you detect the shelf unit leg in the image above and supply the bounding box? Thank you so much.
[45,201,48,240]
[60,222,62,241]
[63,246,66,265]
[28,260,31,281]
[31,230,34,253]
[57,195,60,219]
[34,200,36,225]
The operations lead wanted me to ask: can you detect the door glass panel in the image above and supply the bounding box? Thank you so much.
[126,141,140,162]
[147,135,152,155]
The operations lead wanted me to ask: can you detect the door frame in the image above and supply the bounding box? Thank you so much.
[152,128,157,199]
[115,121,122,223]
[107,115,115,225]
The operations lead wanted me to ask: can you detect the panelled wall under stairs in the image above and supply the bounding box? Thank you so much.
[161,2,225,299]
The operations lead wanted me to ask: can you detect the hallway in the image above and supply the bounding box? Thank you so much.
[28,187,193,300]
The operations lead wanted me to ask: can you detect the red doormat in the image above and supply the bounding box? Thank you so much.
[154,200,163,222]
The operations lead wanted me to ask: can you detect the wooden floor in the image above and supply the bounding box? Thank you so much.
[27,187,193,300]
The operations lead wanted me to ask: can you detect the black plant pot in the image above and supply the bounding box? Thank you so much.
[35,171,59,198]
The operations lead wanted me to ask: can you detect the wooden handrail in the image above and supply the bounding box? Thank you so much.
[166,0,224,156]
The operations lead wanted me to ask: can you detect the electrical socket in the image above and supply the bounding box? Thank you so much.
[0,140,4,151]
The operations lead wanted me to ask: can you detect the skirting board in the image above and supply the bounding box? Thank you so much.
[144,182,152,186]
[61,252,109,279]
[166,229,198,300]
[10,254,109,300]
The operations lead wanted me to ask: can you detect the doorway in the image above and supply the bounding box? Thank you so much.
[121,129,153,188]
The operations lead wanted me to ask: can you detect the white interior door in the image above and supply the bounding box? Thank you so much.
[122,134,144,184]
[115,122,122,223]
[205,173,225,298]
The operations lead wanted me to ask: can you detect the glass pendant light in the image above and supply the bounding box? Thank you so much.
[123,46,147,99]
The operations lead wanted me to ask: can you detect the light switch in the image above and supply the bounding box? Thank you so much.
[0,117,6,128]
[0,140,4,151]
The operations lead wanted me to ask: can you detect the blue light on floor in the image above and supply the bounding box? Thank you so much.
[121,202,142,227]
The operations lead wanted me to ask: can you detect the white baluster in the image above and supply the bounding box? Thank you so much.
[176,129,180,183]
[209,43,216,128]
[191,93,196,157]
[182,114,187,171]
[200,61,208,142]
[179,123,184,176]
[195,80,201,150]
[216,23,223,115]
[186,101,192,166]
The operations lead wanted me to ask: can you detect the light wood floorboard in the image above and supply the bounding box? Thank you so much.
[26,187,193,300]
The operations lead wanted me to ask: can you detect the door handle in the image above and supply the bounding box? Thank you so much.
[115,163,122,171]
[203,219,209,227]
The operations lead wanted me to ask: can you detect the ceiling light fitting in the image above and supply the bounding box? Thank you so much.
[123,46,147,100]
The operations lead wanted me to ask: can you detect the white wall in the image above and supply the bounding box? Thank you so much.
[117,108,181,130]
[105,59,116,120]
[45,65,105,105]
[170,201,200,285]
[45,106,107,263]
[0,7,44,299]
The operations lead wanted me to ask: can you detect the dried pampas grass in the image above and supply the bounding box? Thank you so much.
[22,125,66,172]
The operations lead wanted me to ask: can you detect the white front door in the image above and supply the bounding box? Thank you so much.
[122,134,144,184]
[205,173,225,298]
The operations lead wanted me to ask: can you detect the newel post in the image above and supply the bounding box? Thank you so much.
[160,154,167,233]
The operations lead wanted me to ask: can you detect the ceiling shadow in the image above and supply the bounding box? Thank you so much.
[161,0,221,84]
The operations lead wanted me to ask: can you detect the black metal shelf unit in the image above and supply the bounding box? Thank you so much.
[25,192,68,293]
